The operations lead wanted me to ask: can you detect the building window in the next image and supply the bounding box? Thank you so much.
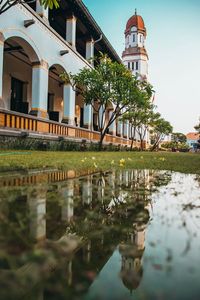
[136,61,139,70]
[133,34,135,42]
[140,35,142,43]
[132,62,134,70]
[128,62,130,69]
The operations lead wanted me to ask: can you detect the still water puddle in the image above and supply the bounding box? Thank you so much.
[0,169,200,300]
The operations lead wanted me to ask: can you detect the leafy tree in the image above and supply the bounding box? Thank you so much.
[0,0,59,15]
[194,118,200,134]
[194,118,200,150]
[171,132,187,144]
[122,98,156,150]
[162,141,189,151]
[150,117,173,151]
[61,54,153,150]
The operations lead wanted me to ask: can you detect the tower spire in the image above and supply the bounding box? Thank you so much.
[135,8,137,15]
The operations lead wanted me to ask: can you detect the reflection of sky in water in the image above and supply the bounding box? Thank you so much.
[83,173,200,300]
[0,170,200,300]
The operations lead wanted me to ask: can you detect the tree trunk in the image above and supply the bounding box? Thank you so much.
[140,139,144,151]
[98,132,106,151]
[131,138,134,150]
[150,137,160,151]
[130,127,136,150]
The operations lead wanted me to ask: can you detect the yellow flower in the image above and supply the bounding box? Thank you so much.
[81,159,85,163]
[159,157,166,161]
[128,158,132,161]
[140,156,143,159]
[119,163,124,167]
[92,156,96,160]
[119,159,125,164]
[111,160,115,165]
[94,162,98,168]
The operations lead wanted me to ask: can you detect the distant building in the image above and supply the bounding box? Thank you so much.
[186,132,199,149]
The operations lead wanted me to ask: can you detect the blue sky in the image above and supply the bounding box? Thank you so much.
[83,0,200,133]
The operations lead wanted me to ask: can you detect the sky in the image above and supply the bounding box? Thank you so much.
[83,0,200,134]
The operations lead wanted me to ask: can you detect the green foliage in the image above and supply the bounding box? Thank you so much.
[162,141,189,151]
[194,118,200,134]
[150,117,173,151]
[0,0,60,15]
[171,132,187,143]
[40,0,60,9]
[61,53,154,150]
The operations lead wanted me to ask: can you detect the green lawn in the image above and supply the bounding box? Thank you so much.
[0,151,199,175]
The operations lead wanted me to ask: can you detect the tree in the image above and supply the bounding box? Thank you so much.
[0,0,59,15]
[122,97,156,150]
[171,132,187,144]
[135,106,159,151]
[61,54,153,150]
[194,118,200,150]
[150,117,173,151]
[194,118,200,134]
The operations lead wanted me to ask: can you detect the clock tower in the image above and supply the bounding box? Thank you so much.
[122,10,148,80]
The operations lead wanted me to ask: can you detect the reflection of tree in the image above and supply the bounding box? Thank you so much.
[0,169,172,299]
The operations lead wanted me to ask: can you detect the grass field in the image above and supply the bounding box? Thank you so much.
[0,151,199,175]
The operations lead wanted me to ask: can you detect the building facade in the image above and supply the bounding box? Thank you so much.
[0,1,147,148]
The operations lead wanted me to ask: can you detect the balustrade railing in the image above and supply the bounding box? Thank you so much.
[0,109,135,147]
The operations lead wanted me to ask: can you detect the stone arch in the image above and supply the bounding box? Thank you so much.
[2,30,41,63]
[2,32,41,112]
[48,63,67,122]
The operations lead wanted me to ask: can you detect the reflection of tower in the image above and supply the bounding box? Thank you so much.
[119,223,147,292]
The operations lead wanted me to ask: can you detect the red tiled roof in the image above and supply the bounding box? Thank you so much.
[186,132,199,140]
[126,15,146,33]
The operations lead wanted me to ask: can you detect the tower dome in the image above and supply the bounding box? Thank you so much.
[125,13,146,35]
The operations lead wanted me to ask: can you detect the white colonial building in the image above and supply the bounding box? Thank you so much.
[0,1,148,148]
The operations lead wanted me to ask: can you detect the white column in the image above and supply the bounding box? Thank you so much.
[30,60,48,118]
[82,176,92,205]
[36,0,49,21]
[117,121,123,136]
[0,36,3,104]
[86,39,94,66]
[124,121,129,139]
[28,187,46,241]
[129,124,132,139]
[66,16,77,48]
[62,83,75,126]
[108,110,116,135]
[83,104,93,130]
[98,105,105,130]
[61,180,74,223]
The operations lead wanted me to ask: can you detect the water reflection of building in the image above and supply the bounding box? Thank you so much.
[119,222,147,292]
[0,169,170,299]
